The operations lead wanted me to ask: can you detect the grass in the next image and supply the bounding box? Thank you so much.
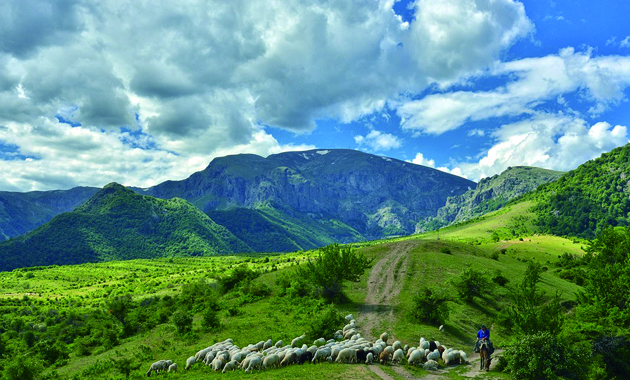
[2,198,587,379]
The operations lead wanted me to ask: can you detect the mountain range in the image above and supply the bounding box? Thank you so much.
[0,147,590,270]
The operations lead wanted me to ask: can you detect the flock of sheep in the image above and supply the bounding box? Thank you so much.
[146,314,469,376]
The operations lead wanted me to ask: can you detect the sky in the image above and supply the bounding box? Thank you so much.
[1,0,630,192]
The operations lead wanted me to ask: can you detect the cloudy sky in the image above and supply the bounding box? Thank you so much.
[1,0,630,191]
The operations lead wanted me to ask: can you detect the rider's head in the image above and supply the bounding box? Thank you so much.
[481,324,487,331]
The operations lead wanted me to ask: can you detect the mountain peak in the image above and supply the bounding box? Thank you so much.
[75,182,135,213]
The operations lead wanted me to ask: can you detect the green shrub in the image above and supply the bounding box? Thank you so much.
[491,270,510,287]
[2,355,43,380]
[218,264,259,293]
[172,310,193,334]
[307,305,345,341]
[592,335,630,379]
[409,287,449,325]
[202,308,221,330]
[451,266,491,302]
[226,306,242,317]
[504,332,584,380]
[490,251,500,260]
[439,246,452,254]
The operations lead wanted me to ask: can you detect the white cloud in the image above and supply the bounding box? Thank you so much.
[0,0,534,191]
[409,152,436,167]
[398,48,630,134]
[455,113,628,181]
[437,166,468,179]
[355,129,402,151]
[468,128,486,137]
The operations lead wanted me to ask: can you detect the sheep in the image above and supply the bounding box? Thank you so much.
[380,332,389,344]
[298,351,314,364]
[312,347,331,363]
[275,340,284,348]
[211,357,224,371]
[392,348,405,364]
[343,322,356,332]
[263,339,273,350]
[167,363,177,373]
[291,334,306,347]
[307,345,319,355]
[146,360,167,377]
[419,338,429,350]
[423,359,439,370]
[379,350,390,365]
[365,352,374,364]
[356,349,367,363]
[262,354,280,370]
[335,348,356,364]
[408,349,425,366]
[427,349,440,362]
[345,314,354,321]
[343,329,357,339]
[439,324,444,331]
[255,340,265,351]
[202,351,215,365]
[406,347,417,359]
[280,351,297,366]
[185,356,195,370]
[222,360,238,373]
[245,356,262,373]
[403,344,409,355]
[459,350,469,364]
[313,337,326,346]
[392,341,403,351]
[240,355,253,370]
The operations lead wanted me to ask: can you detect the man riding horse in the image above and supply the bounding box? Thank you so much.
[474,325,494,371]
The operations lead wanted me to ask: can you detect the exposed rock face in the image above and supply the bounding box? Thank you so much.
[143,149,476,239]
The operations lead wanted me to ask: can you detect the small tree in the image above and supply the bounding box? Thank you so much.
[410,287,449,325]
[172,310,193,334]
[296,244,373,302]
[2,355,43,380]
[451,266,491,302]
[506,262,564,335]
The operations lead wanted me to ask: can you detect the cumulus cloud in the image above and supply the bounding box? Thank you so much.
[0,0,535,191]
[398,48,630,134]
[409,152,436,167]
[455,113,628,181]
[355,129,402,151]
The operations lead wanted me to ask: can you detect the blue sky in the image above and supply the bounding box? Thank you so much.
[0,0,629,191]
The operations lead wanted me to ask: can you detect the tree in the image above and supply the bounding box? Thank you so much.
[297,244,373,302]
[172,309,193,334]
[410,287,449,325]
[451,266,491,302]
[506,262,564,335]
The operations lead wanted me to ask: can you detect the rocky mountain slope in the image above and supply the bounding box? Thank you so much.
[0,183,250,271]
[141,149,476,240]
[417,166,564,232]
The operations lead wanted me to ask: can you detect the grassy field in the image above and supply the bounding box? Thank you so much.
[0,199,585,379]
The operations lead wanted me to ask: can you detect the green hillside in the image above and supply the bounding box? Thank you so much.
[531,143,630,238]
[418,166,563,232]
[0,183,251,272]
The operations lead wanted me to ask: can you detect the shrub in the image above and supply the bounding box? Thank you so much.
[592,335,630,379]
[218,265,259,293]
[172,310,193,334]
[410,287,449,325]
[3,355,43,380]
[504,332,584,380]
[202,308,221,331]
[439,246,452,254]
[226,306,242,317]
[307,305,345,341]
[490,251,500,260]
[110,357,140,379]
[491,270,510,287]
[451,266,491,302]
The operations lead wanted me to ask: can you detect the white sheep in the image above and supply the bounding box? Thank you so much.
[313,337,326,346]
[185,356,196,370]
[312,347,331,363]
[262,354,280,370]
[406,347,417,359]
[275,340,284,348]
[419,338,429,350]
[291,334,306,347]
[427,349,440,361]
[380,332,389,343]
[424,359,439,370]
[392,340,403,351]
[335,348,356,364]
[442,348,459,365]
[408,349,425,366]
[146,360,167,377]
[392,348,405,364]
[439,324,444,331]
[245,356,262,373]
[365,352,374,364]
[167,363,177,373]
[263,339,273,350]
[222,360,238,373]
[345,314,354,321]
[211,357,224,371]
[280,351,297,366]
[459,350,469,364]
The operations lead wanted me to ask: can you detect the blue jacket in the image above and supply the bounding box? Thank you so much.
[477,328,490,340]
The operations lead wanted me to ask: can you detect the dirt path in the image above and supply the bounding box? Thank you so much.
[359,240,414,343]
[460,349,504,377]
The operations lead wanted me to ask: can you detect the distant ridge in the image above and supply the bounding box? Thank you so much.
[0,183,251,271]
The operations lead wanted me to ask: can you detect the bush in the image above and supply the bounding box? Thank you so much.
[410,287,449,325]
[490,251,500,260]
[439,246,452,254]
[3,355,43,380]
[307,305,345,341]
[218,265,259,293]
[202,308,221,331]
[504,332,584,380]
[491,270,510,287]
[172,310,193,334]
[451,266,491,302]
[592,335,630,379]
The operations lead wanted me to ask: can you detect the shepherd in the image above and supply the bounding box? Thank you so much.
[474,324,494,371]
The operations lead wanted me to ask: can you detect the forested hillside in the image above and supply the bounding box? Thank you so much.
[532,143,630,238]
[0,183,251,271]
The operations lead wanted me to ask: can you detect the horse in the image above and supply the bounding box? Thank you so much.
[478,339,491,371]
